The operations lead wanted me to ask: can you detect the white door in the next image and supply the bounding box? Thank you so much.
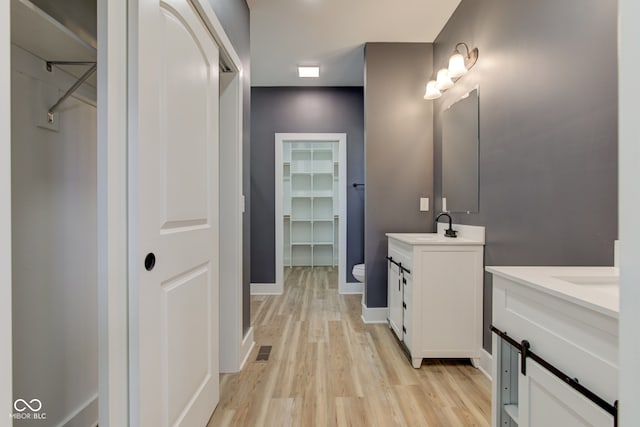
[519,360,613,427]
[387,261,403,339]
[130,0,220,426]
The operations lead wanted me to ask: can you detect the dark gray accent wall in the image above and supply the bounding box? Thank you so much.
[433,0,618,351]
[364,43,434,308]
[250,87,365,283]
[207,0,252,335]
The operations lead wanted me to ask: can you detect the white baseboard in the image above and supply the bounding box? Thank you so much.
[340,281,363,295]
[54,393,98,427]
[251,283,283,295]
[478,348,492,380]
[361,301,388,324]
[239,327,255,370]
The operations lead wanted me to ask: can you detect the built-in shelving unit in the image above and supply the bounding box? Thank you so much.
[283,141,339,267]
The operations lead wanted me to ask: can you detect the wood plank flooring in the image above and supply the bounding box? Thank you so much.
[208,267,491,427]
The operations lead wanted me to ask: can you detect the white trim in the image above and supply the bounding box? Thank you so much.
[97,0,129,426]
[251,283,282,295]
[361,301,389,324]
[619,0,640,423]
[239,327,255,371]
[340,282,364,295]
[275,133,348,293]
[478,348,493,381]
[1,0,12,422]
[218,67,244,374]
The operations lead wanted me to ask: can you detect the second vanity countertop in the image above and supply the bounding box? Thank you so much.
[486,266,619,318]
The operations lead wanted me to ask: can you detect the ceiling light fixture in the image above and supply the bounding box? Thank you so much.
[424,42,478,100]
[298,65,320,78]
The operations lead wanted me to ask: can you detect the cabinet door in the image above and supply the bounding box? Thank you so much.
[519,359,613,427]
[387,261,403,339]
[402,271,412,349]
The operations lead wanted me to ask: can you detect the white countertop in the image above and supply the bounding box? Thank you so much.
[386,233,484,246]
[486,266,619,318]
[386,224,485,246]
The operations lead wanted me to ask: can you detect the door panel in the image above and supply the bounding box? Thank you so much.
[388,262,402,339]
[519,360,613,427]
[161,6,211,227]
[131,0,220,425]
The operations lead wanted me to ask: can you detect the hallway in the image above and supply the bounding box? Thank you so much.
[208,267,491,426]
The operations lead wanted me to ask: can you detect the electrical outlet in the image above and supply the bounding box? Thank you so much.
[420,197,429,211]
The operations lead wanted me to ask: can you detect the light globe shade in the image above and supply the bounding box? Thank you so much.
[436,68,454,91]
[448,52,467,78]
[424,80,441,100]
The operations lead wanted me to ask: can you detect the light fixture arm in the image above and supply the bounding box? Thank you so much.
[454,42,479,70]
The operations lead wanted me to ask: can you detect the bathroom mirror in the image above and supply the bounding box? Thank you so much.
[442,88,479,213]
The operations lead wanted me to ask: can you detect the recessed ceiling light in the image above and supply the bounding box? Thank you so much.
[298,66,320,78]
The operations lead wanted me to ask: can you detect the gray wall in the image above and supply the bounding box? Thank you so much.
[208,0,252,335]
[364,43,434,308]
[251,87,365,283]
[432,0,618,351]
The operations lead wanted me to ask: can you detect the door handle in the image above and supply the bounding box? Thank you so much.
[144,253,156,271]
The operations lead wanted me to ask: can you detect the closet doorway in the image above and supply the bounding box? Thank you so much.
[275,133,347,294]
[2,0,246,425]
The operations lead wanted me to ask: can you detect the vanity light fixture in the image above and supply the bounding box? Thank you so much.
[436,68,454,90]
[298,65,320,78]
[424,42,479,100]
[424,80,442,100]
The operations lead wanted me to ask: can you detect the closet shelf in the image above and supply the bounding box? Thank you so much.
[12,0,97,81]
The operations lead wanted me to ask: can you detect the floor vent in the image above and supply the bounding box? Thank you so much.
[256,345,272,361]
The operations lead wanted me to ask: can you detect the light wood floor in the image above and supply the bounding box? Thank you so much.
[208,267,491,427]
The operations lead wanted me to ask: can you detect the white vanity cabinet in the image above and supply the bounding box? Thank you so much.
[386,224,484,369]
[488,267,619,427]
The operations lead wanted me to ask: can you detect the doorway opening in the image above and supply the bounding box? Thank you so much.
[275,133,348,294]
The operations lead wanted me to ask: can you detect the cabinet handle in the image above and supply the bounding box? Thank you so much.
[402,277,407,284]
[386,256,411,274]
[402,326,406,334]
[490,325,618,425]
[403,302,406,309]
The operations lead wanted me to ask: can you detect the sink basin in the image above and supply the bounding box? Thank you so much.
[408,234,438,241]
[396,233,437,240]
[554,275,619,287]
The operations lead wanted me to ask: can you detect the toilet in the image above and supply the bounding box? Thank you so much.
[352,263,365,283]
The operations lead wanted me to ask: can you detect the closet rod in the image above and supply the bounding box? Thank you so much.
[47,62,97,124]
[46,61,96,72]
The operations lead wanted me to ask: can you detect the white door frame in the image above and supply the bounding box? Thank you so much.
[218,52,250,372]
[619,0,640,424]
[273,133,352,295]
[97,0,245,424]
[1,0,12,422]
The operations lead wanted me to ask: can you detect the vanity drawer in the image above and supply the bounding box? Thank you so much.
[388,240,413,271]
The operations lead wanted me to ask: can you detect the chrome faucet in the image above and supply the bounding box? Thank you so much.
[435,212,458,238]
